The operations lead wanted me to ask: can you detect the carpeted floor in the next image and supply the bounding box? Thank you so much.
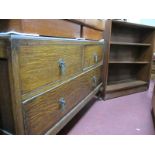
[58,81,155,135]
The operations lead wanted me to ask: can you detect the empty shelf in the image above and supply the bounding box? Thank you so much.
[106,80,147,92]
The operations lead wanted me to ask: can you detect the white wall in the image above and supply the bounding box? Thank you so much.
[127,19,155,26]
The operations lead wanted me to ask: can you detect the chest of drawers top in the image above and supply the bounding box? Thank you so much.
[0,34,104,45]
[0,34,104,58]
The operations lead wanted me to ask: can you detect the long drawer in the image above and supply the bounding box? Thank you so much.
[22,66,102,134]
[18,44,83,94]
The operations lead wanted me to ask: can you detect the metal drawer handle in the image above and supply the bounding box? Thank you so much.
[59,97,66,111]
[58,58,66,75]
[93,53,98,63]
[92,76,97,87]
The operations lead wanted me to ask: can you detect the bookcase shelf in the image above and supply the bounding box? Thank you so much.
[110,41,151,46]
[109,61,149,64]
[107,80,147,92]
[103,20,155,100]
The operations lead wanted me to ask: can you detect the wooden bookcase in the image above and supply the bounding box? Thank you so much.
[151,56,155,79]
[103,20,155,100]
[151,36,155,79]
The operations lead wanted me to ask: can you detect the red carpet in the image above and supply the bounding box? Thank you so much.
[58,81,155,135]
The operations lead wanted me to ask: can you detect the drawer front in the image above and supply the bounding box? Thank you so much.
[22,19,81,38]
[23,66,102,134]
[83,27,103,40]
[19,44,82,94]
[83,45,103,69]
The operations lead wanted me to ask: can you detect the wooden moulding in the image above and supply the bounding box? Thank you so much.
[45,83,102,135]
[0,19,81,38]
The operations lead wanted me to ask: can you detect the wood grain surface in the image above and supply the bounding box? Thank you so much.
[105,85,147,100]
[0,19,81,38]
[18,44,83,94]
[70,19,105,31]
[83,26,103,40]
[23,66,102,134]
[84,19,105,30]
[0,34,104,135]
[103,20,154,100]
[21,19,81,38]
[83,45,103,69]
[0,20,22,32]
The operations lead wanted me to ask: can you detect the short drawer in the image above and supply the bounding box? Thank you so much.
[22,66,102,134]
[83,26,103,40]
[83,45,103,69]
[19,44,83,94]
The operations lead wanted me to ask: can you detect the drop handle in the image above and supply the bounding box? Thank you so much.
[59,97,66,111]
[93,53,98,63]
[58,58,66,75]
[92,76,97,87]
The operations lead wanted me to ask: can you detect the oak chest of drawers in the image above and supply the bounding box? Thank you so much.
[0,34,104,134]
